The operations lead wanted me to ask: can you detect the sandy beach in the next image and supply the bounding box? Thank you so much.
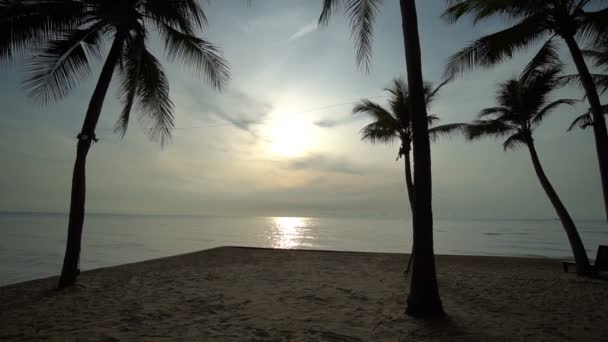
[1,246,607,341]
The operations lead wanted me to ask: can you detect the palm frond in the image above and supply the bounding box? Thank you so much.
[441,0,541,24]
[567,112,594,131]
[0,0,87,62]
[576,8,608,45]
[144,0,207,31]
[344,0,383,72]
[135,48,175,146]
[318,0,342,25]
[384,77,409,123]
[22,22,105,104]
[353,99,399,125]
[559,73,608,93]
[465,119,515,141]
[444,15,547,77]
[520,65,563,116]
[502,131,526,151]
[478,106,511,119]
[160,24,230,90]
[531,98,578,127]
[115,33,145,138]
[427,114,440,125]
[360,121,399,144]
[594,74,608,94]
[583,49,608,69]
[521,37,560,82]
[429,123,469,142]
[424,77,451,107]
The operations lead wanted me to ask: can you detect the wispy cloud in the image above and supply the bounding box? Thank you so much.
[210,90,273,133]
[287,22,318,41]
[177,84,272,134]
[314,115,362,128]
[287,154,368,175]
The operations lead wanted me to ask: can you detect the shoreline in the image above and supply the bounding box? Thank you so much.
[2,246,572,287]
[1,246,606,340]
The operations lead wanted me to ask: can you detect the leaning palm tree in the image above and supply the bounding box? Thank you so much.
[443,0,608,223]
[464,64,592,275]
[319,0,444,317]
[0,0,230,288]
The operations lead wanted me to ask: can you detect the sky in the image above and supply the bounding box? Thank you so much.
[0,0,606,220]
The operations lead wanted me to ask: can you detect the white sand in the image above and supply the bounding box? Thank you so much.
[1,247,607,341]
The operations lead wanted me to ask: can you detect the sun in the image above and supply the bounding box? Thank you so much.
[264,114,315,157]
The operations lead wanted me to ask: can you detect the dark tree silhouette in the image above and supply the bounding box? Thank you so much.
[318,0,445,317]
[562,36,608,131]
[463,64,593,275]
[0,0,230,288]
[354,78,461,212]
[443,0,608,223]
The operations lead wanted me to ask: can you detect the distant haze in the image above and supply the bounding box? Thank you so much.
[0,1,605,220]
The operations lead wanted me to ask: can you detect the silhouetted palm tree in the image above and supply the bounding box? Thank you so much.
[443,0,608,223]
[354,78,460,211]
[319,0,444,317]
[0,0,230,288]
[464,64,592,275]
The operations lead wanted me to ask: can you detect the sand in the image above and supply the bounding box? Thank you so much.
[1,246,607,341]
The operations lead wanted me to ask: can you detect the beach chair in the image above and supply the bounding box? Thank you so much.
[562,245,608,276]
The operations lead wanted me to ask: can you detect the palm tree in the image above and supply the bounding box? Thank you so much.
[319,0,445,318]
[354,78,459,212]
[443,0,608,223]
[463,64,593,275]
[355,78,464,281]
[0,0,230,288]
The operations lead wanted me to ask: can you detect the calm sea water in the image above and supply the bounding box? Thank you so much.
[0,213,606,285]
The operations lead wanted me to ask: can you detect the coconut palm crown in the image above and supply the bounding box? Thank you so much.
[353,78,462,210]
[1,0,230,144]
[354,78,454,157]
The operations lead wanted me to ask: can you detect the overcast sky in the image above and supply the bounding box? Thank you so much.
[0,0,605,220]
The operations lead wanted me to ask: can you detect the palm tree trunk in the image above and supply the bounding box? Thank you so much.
[527,142,592,276]
[58,35,124,288]
[403,148,415,278]
[404,149,414,212]
[562,34,608,224]
[399,0,444,318]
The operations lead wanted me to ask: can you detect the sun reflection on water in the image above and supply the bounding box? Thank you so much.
[267,217,311,249]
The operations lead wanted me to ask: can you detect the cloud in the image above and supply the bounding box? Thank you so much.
[287,22,318,41]
[314,115,362,128]
[211,94,272,132]
[286,154,368,175]
[176,84,273,133]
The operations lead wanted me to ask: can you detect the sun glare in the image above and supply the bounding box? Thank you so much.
[264,114,315,157]
[268,217,310,249]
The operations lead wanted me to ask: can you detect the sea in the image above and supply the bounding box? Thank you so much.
[0,212,606,286]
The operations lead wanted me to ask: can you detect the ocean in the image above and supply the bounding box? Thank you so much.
[0,212,606,286]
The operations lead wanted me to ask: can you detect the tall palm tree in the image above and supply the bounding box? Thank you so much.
[354,78,460,212]
[443,0,608,223]
[464,64,593,275]
[319,0,445,318]
[0,0,230,288]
